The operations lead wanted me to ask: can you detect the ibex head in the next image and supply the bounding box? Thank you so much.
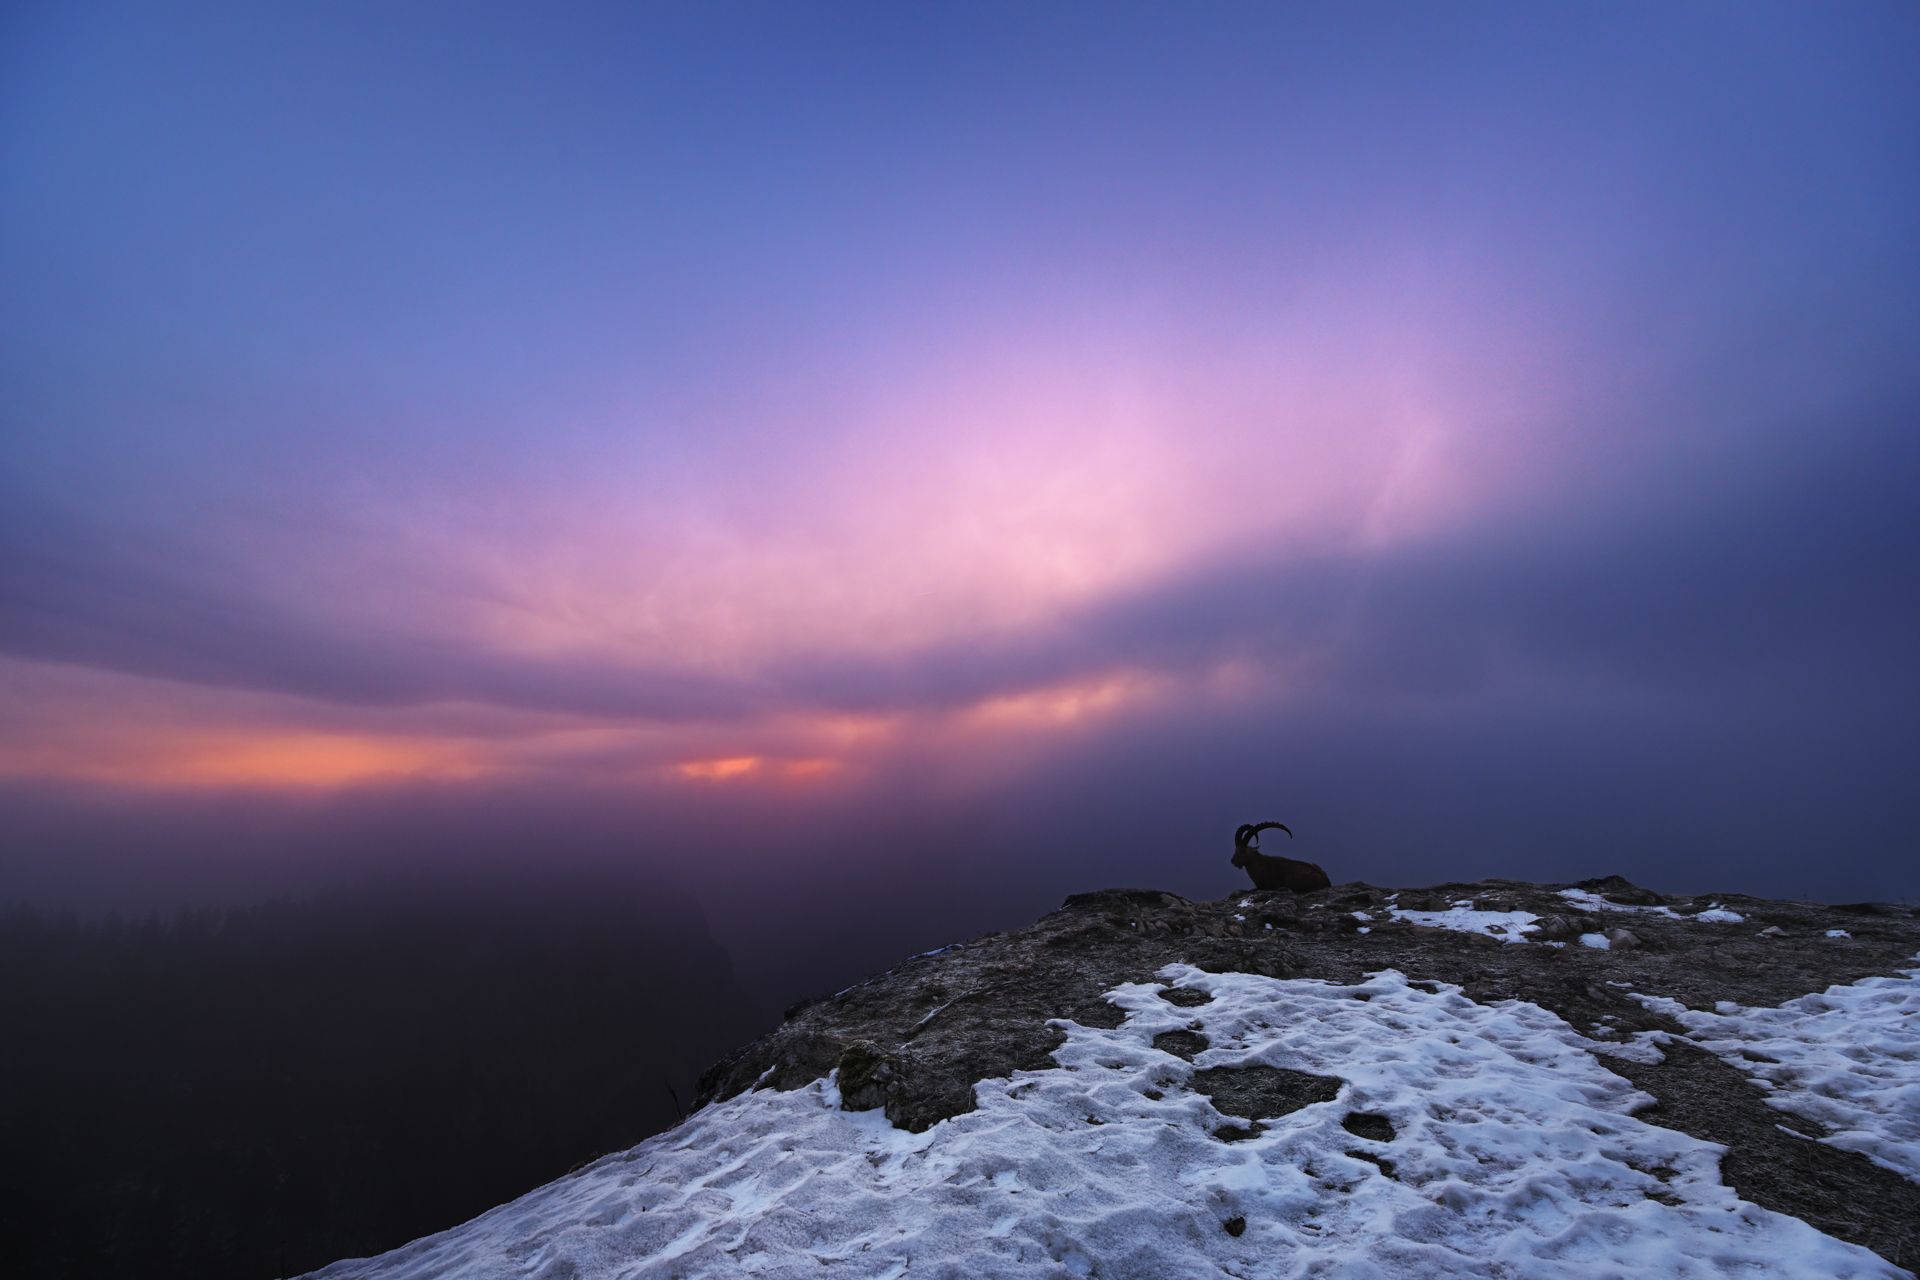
[1234,821,1292,852]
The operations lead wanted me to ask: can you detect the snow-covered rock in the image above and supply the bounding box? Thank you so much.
[300,878,1920,1279]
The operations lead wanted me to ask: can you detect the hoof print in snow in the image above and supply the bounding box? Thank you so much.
[835,1040,897,1112]
[1159,986,1213,1008]
[1153,1029,1210,1060]
[1340,1112,1396,1142]
[1636,1163,1685,1206]
[1191,1064,1344,1122]
[1347,1149,1398,1179]
[1222,1215,1247,1237]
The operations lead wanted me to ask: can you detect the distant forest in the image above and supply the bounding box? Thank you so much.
[0,872,760,1279]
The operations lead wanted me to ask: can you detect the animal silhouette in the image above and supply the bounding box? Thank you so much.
[1230,821,1331,892]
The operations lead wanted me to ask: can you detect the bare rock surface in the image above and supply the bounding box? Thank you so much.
[697,876,1920,1267]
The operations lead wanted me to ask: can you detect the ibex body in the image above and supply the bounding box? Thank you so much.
[1231,821,1331,892]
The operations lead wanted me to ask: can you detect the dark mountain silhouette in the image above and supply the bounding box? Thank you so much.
[0,870,756,1280]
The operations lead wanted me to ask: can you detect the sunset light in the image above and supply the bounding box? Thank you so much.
[4,4,1916,1276]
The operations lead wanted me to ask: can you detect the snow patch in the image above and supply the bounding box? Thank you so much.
[1556,889,1754,926]
[1558,888,1680,919]
[1591,1030,1673,1067]
[1634,953,1920,1185]
[1386,905,1539,942]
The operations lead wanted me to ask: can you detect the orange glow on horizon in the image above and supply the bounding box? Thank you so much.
[0,730,487,790]
[778,757,841,779]
[675,755,762,781]
[960,670,1166,730]
[671,754,846,783]
[165,733,490,788]
[0,650,1253,794]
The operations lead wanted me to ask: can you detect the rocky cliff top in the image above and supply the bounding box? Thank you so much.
[697,876,1920,1265]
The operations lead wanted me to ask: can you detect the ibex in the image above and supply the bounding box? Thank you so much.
[1231,821,1331,892]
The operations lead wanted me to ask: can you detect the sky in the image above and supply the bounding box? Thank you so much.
[3,2,1917,987]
